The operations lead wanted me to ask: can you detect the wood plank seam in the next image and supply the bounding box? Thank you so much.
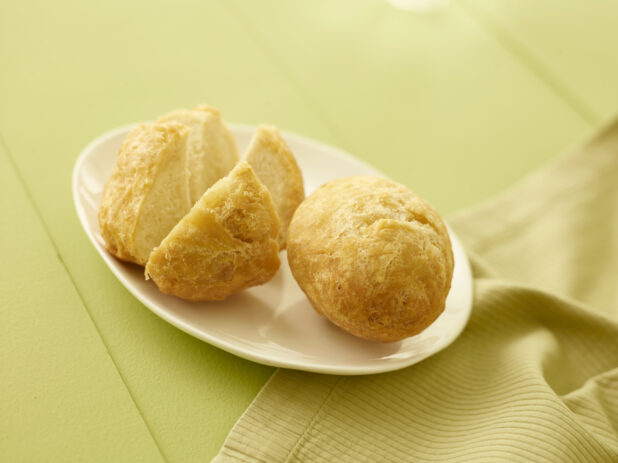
[221,0,354,153]
[0,130,170,463]
[454,1,598,126]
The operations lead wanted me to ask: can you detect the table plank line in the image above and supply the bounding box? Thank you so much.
[0,129,170,463]
[455,0,599,125]
[221,0,354,152]
[218,0,590,214]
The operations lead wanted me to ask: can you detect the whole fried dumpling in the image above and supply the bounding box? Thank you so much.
[98,122,191,266]
[157,104,238,204]
[287,176,454,342]
[145,161,281,301]
[245,125,304,250]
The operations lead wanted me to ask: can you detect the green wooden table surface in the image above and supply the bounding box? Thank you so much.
[1,1,616,461]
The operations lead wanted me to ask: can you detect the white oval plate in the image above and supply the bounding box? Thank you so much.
[73,124,473,375]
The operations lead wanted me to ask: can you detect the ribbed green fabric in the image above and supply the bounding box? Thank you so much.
[213,120,618,463]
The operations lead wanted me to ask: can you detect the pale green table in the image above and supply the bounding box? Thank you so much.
[1,1,616,461]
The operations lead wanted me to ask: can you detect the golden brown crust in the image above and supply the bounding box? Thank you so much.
[145,161,281,301]
[287,176,454,342]
[245,125,304,250]
[97,122,191,265]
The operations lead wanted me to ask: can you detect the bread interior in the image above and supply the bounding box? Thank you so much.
[133,134,191,263]
[157,107,238,204]
[245,125,304,248]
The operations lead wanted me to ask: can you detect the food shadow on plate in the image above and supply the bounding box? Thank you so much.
[259,298,403,361]
[158,269,402,360]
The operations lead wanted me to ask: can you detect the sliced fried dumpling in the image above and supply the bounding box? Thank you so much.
[245,125,304,249]
[145,161,280,301]
[98,122,191,265]
[157,105,238,204]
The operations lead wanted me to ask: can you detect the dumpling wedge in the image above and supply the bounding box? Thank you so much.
[98,122,191,266]
[245,125,304,249]
[145,161,280,301]
[157,105,238,204]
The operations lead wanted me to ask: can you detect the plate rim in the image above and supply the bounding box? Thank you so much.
[72,123,473,375]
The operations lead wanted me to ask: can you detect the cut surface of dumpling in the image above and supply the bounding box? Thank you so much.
[157,105,238,204]
[245,124,304,249]
[145,161,280,301]
[98,122,192,266]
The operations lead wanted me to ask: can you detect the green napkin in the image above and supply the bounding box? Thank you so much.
[213,120,618,462]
